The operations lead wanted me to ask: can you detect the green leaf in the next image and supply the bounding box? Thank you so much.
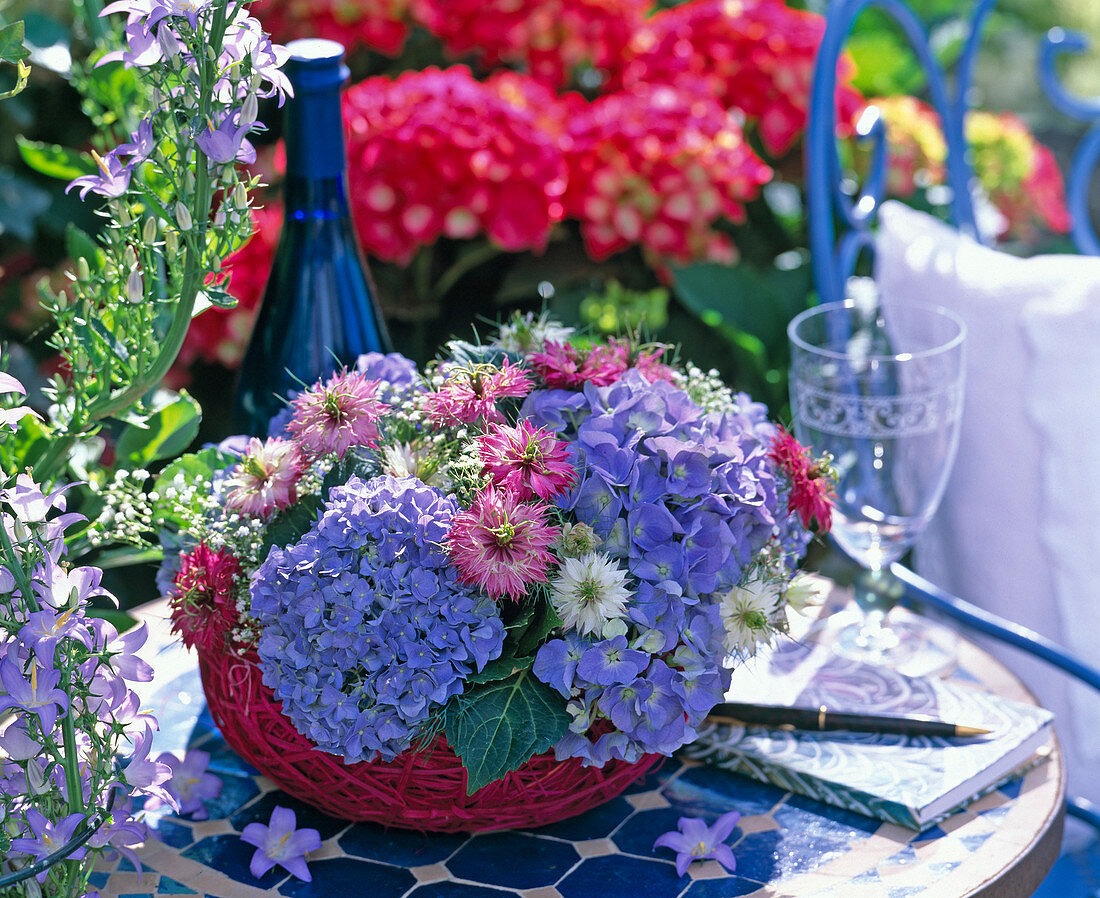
[16,138,96,182]
[462,654,530,687]
[514,599,563,658]
[258,493,325,561]
[66,224,103,270]
[115,392,201,466]
[0,22,30,64]
[445,669,570,794]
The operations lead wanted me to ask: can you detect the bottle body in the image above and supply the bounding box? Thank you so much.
[233,39,392,436]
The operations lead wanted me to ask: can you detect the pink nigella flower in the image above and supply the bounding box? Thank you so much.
[225,437,303,518]
[479,420,576,501]
[287,369,387,459]
[529,340,635,390]
[447,487,560,600]
[425,360,534,426]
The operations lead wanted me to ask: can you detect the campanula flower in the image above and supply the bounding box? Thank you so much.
[241,805,321,882]
[653,810,741,877]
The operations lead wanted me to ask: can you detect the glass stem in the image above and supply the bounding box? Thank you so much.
[853,568,900,653]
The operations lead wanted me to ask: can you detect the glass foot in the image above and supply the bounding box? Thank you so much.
[832,614,958,677]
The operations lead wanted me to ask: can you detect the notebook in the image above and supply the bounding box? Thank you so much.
[684,639,1054,830]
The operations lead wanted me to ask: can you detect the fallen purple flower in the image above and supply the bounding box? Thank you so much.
[157,749,222,818]
[653,810,741,877]
[241,805,321,882]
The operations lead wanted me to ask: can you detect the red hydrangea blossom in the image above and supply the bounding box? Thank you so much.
[621,0,864,158]
[478,419,576,501]
[769,426,833,531]
[561,83,772,264]
[256,0,411,56]
[447,486,559,599]
[342,66,567,264]
[170,544,243,654]
[411,0,649,89]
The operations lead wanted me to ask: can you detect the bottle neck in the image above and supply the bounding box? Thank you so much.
[283,174,351,218]
[284,85,346,181]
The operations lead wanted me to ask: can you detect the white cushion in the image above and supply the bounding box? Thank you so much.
[875,200,1100,803]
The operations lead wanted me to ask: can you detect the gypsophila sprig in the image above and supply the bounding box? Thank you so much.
[30,0,289,488]
[0,366,170,897]
[159,329,832,787]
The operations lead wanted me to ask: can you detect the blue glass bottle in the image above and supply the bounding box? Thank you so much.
[233,38,392,436]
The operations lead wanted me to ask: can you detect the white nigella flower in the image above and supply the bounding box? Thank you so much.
[784,573,828,615]
[550,551,632,636]
[495,311,574,353]
[719,577,782,657]
[380,442,450,490]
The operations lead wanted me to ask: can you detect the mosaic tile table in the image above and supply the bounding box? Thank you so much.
[94,593,1065,898]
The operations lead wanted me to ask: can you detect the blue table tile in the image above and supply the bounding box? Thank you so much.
[667,766,785,819]
[447,832,579,889]
[195,769,260,822]
[558,854,688,898]
[774,794,881,837]
[277,858,416,897]
[88,872,110,888]
[151,819,196,850]
[683,877,766,897]
[182,834,285,890]
[959,832,993,853]
[338,823,467,866]
[621,760,676,795]
[998,777,1025,800]
[158,876,198,894]
[612,807,693,857]
[411,883,520,898]
[528,796,634,842]
[228,791,348,841]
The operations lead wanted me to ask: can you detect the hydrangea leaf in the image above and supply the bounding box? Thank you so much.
[445,669,570,795]
[258,493,324,560]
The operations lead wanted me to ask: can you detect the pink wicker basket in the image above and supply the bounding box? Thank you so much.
[197,641,661,832]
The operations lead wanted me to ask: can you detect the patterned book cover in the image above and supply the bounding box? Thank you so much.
[685,639,1054,830]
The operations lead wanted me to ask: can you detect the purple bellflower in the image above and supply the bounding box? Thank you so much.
[653,811,741,877]
[9,808,88,882]
[0,657,69,733]
[156,749,222,818]
[241,805,321,882]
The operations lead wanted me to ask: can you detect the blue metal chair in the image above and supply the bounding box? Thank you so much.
[805,0,1100,833]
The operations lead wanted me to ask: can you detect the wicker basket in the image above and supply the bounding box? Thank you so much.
[197,642,661,832]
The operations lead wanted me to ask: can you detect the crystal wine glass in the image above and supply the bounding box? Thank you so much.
[788,288,966,666]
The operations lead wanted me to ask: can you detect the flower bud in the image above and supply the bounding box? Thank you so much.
[175,201,193,231]
[127,267,144,304]
[213,208,226,227]
[233,182,248,208]
[165,229,179,256]
[142,216,158,244]
[76,257,91,282]
[123,244,138,268]
[117,204,133,227]
[157,23,181,59]
[240,93,259,127]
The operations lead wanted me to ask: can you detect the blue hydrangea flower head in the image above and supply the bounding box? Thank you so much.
[250,475,505,763]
